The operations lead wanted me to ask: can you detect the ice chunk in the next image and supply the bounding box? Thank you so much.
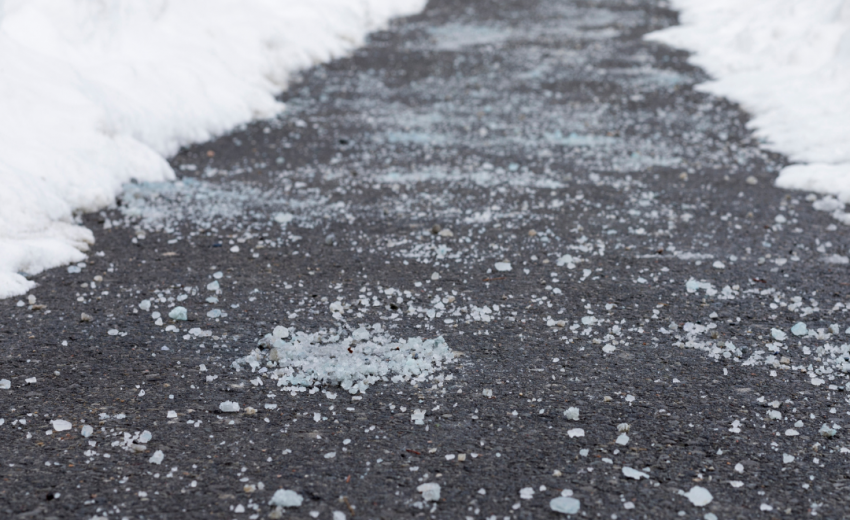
[482,389,493,398]
[52,419,72,432]
[712,261,725,269]
[207,309,222,318]
[417,482,441,502]
[219,401,240,413]
[167,410,178,419]
[139,431,152,444]
[791,322,808,336]
[273,326,290,339]
[0,379,10,389]
[269,489,303,508]
[615,433,630,446]
[563,407,580,421]
[770,328,787,341]
[617,423,630,432]
[206,281,220,291]
[81,425,93,438]
[567,428,584,438]
[149,450,165,465]
[494,262,512,272]
[139,300,151,311]
[550,496,581,514]
[168,306,187,321]
[622,467,648,480]
[520,487,534,500]
[683,486,712,507]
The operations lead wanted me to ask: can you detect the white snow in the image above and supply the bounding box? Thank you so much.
[0,0,426,298]
[647,1,850,199]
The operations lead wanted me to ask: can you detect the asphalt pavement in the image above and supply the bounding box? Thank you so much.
[2,0,850,518]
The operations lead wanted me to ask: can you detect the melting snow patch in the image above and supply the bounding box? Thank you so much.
[234,325,454,394]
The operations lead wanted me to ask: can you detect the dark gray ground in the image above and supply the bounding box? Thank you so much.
[3,0,850,518]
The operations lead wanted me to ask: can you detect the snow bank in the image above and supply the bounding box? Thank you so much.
[0,0,425,298]
[647,1,850,196]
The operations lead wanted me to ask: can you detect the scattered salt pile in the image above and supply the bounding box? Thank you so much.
[0,0,426,298]
[647,1,850,198]
[233,324,455,394]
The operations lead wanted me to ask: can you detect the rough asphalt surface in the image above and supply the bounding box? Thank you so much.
[3,1,850,518]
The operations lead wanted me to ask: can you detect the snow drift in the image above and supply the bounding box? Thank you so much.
[0,0,425,298]
[647,0,850,198]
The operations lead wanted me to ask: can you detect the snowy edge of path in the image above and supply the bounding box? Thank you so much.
[0,0,426,298]
[646,0,850,198]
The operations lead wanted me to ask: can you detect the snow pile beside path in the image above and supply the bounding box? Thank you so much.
[647,1,850,196]
[0,0,425,298]
[233,324,455,394]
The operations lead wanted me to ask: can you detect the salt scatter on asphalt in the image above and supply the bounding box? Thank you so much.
[51,419,72,432]
[417,482,441,502]
[269,489,303,507]
[0,379,10,389]
[149,450,164,465]
[563,407,580,420]
[567,428,584,438]
[234,325,454,394]
[622,467,648,480]
[219,401,240,413]
[682,486,713,506]
[550,496,581,514]
[168,307,187,320]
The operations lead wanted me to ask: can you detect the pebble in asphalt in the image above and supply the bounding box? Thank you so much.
[2,0,850,518]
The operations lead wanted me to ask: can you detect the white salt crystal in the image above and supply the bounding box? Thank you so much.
[149,450,165,465]
[683,486,712,506]
[564,407,579,420]
[269,489,303,508]
[417,482,441,502]
[52,419,72,432]
[219,401,240,413]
